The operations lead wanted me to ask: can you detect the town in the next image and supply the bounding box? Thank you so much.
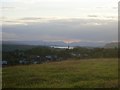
[2,45,118,66]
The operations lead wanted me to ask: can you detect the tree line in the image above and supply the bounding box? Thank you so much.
[2,46,119,65]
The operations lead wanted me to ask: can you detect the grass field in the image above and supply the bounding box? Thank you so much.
[0,67,1,89]
[2,58,118,88]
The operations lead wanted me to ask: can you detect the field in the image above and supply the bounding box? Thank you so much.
[0,67,1,89]
[2,58,118,88]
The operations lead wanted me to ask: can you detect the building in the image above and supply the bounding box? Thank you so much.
[2,60,8,65]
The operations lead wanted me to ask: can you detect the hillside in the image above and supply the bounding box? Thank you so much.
[3,41,106,47]
[2,44,37,52]
[2,58,118,88]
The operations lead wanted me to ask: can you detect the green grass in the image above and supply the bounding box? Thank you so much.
[0,67,2,89]
[2,58,118,88]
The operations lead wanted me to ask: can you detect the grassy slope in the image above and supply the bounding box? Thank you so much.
[2,58,118,88]
[0,67,1,89]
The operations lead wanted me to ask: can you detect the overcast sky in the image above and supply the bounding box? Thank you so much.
[1,0,118,43]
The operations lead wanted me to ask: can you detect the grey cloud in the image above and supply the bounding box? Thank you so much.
[4,17,117,26]
[3,18,118,42]
[96,6,118,10]
[2,6,15,10]
[2,7,15,9]
[19,17,43,20]
[96,7,104,8]
[112,7,117,9]
[2,32,20,40]
[104,16,117,19]
[88,15,98,18]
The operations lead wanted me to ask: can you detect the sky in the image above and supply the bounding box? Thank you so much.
[1,0,119,43]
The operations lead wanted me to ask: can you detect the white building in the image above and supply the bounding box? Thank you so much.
[2,60,8,65]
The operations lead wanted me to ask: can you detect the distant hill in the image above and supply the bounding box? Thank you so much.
[2,44,37,52]
[2,40,106,47]
[104,42,119,48]
[2,41,66,46]
[70,42,105,47]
